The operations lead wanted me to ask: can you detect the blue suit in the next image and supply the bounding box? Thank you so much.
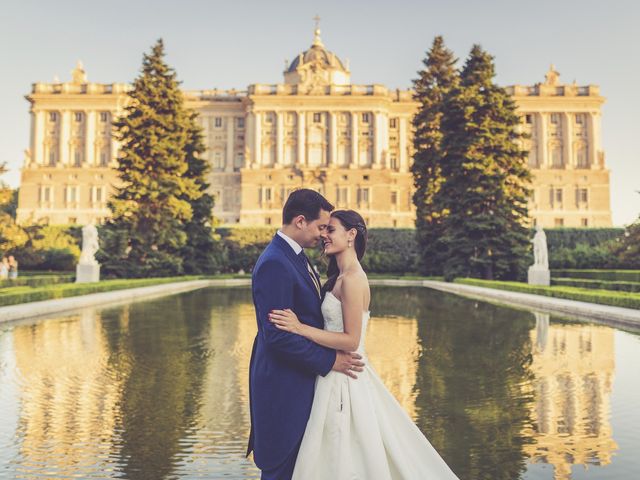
[247,233,336,478]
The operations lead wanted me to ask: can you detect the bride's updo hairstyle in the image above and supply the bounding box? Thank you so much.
[322,210,368,297]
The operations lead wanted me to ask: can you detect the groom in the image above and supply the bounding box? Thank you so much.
[247,188,364,479]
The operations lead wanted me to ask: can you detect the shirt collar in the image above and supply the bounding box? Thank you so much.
[277,230,303,255]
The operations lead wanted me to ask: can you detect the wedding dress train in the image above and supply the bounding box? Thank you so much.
[292,291,460,480]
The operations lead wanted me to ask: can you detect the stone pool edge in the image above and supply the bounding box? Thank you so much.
[2,278,638,328]
[371,279,640,328]
[0,278,251,324]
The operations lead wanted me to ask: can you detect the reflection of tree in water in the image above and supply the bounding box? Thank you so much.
[103,290,214,479]
[371,286,535,480]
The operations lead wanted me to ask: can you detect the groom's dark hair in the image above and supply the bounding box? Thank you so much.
[283,189,334,224]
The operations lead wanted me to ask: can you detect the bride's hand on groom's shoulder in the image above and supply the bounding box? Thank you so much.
[269,309,305,335]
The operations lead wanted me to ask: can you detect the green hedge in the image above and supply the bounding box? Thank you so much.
[544,228,624,249]
[0,274,74,289]
[0,275,205,307]
[552,269,640,283]
[454,278,640,310]
[551,277,640,293]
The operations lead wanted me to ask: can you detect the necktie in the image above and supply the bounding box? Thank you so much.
[299,251,321,297]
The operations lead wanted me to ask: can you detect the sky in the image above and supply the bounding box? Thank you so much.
[1,0,638,226]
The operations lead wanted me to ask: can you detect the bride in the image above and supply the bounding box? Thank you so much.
[268,210,460,480]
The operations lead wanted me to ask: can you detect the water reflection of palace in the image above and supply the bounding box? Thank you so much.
[11,307,128,476]
[525,313,617,480]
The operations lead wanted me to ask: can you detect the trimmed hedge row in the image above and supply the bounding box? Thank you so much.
[454,278,640,310]
[544,228,624,248]
[552,269,640,283]
[551,277,640,293]
[0,276,205,307]
[0,274,74,289]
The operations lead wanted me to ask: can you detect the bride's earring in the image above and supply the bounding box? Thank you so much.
[348,240,352,248]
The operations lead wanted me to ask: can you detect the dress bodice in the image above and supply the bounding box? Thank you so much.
[321,291,370,355]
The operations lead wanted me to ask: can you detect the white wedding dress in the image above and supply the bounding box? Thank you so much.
[292,291,460,480]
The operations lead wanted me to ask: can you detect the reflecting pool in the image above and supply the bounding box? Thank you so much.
[0,286,639,479]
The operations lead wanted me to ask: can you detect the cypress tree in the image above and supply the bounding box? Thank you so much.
[438,45,531,281]
[411,36,458,275]
[100,39,203,277]
[179,111,221,274]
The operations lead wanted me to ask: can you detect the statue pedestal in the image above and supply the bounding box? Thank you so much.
[528,267,550,286]
[76,263,100,283]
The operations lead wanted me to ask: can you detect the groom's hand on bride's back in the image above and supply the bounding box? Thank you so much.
[333,351,365,379]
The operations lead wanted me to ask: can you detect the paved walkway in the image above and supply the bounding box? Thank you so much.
[2,277,638,329]
[370,279,640,328]
[0,278,251,324]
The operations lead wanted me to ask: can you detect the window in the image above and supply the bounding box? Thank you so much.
[581,218,589,226]
[392,219,397,227]
[357,187,370,204]
[100,112,109,122]
[525,114,533,124]
[390,155,398,170]
[391,191,398,205]
[96,186,104,203]
[551,146,563,168]
[363,175,369,181]
[336,187,348,204]
[575,114,585,124]
[578,188,588,203]
[362,113,370,123]
[100,151,108,167]
[213,151,223,169]
[237,117,245,129]
[235,152,244,168]
[577,148,589,168]
[550,113,560,124]
[74,112,83,122]
[265,114,273,124]
[40,185,53,203]
[555,188,563,203]
[554,218,564,227]
[265,217,272,225]
[313,113,322,123]
[74,150,82,167]
[214,117,222,128]
[48,151,56,166]
[69,217,77,224]
[265,187,272,202]
[49,112,58,122]
[389,118,397,129]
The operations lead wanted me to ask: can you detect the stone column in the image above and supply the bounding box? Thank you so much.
[33,110,45,165]
[537,113,548,168]
[226,115,235,172]
[253,111,262,167]
[350,112,359,168]
[563,112,573,169]
[399,116,408,172]
[373,112,386,169]
[276,111,284,167]
[85,110,95,166]
[330,112,338,167]
[588,112,599,168]
[60,110,71,166]
[297,111,306,166]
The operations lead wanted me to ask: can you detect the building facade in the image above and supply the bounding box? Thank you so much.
[16,31,612,228]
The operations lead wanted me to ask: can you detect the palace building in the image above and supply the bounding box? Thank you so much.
[16,28,612,228]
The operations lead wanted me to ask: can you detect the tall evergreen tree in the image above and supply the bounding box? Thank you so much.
[178,111,220,274]
[411,36,458,275]
[99,39,204,277]
[438,45,532,281]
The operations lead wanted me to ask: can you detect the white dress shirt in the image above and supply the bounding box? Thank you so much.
[277,230,303,255]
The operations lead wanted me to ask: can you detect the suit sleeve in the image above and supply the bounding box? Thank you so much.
[254,258,336,376]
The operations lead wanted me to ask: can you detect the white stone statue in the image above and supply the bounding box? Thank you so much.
[76,222,101,283]
[531,225,549,270]
[79,223,100,265]
[528,225,550,286]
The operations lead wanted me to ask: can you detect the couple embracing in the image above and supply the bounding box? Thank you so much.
[247,189,459,480]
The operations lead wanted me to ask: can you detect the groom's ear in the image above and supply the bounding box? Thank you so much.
[293,215,307,229]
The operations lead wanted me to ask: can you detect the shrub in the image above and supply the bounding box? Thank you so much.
[455,277,640,310]
[551,277,640,293]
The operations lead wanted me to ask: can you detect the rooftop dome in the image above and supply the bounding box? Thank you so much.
[283,23,351,87]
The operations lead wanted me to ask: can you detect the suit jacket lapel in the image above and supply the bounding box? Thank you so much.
[272,234,321,301]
